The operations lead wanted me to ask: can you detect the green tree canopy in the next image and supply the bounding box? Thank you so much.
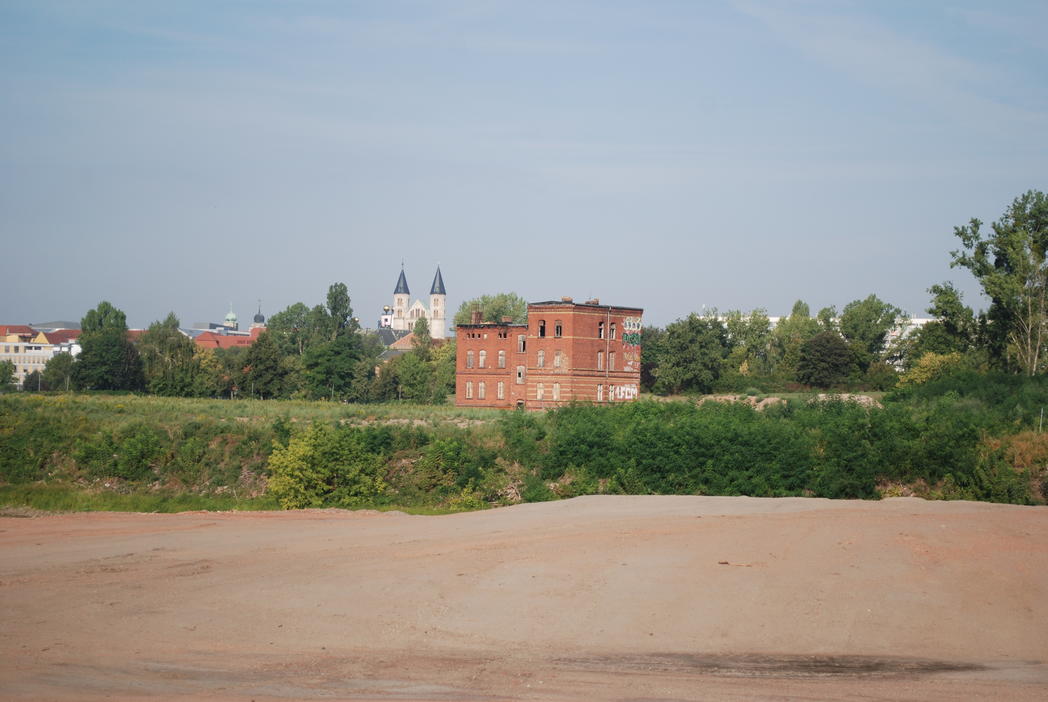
[839,294,902,368]
[797,331,854,388]
[42,353,75,391]
[951,190,1048,375]
[453,293,527,326]
[242,330,287,399]
[72,301,144,391]
[652,313,729,395]
[0,360,15,392]
[138,312,201,396]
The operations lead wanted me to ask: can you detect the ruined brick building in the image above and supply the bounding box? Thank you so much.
[455,297,643,409]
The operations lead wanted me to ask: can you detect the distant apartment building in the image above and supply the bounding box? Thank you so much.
[0,325,81,389]
[456,298,643,409]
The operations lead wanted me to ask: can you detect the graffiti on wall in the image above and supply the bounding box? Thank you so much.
[622,316,642,372]
[613,383,638,401]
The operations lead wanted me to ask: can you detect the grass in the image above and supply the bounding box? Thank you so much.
[0,483,281,514]
[0,483,487,516]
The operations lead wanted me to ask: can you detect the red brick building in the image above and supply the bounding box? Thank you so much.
[456,297,643,409]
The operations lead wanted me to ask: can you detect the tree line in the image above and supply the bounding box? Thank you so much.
[642,190,1048,393]
[12,283,456,404]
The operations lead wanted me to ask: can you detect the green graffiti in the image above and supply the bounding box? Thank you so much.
[622,333,642,346]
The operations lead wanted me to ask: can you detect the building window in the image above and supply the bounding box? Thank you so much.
[518,335,526,353]
[537,383,544,400]
[466,350,474,368]
[466,381,473,399]
[478,382,486,399]
[609,352,615,371]
[538,320,546,338]
[498,350,506,368]
[597,384,604,402]
[479,350,487,368]
[597,351,604,370]
[516,365,525,384]
[555,321,563,337]
[611,323,617,340]
[497,381,505,400]
[554,350,562,368]
[537,350,545,368]
[553,382,561,401]
[598,321,605,339]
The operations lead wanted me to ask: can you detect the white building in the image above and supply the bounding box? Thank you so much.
[383,266,448,339]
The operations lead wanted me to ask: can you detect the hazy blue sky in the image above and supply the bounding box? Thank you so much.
[2,1,1046,330]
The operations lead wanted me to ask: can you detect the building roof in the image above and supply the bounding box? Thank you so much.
[43,330,81,344]
[430,266,446,295]
[0,324,36,337]
[193,330,258,350]
[394,269,410,295]
[374,328,412,347]
[529,300,644,312]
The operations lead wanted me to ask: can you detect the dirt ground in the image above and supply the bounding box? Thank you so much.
[2,495,1046,701]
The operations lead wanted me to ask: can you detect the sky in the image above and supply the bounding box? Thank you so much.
[2,1,1046,331]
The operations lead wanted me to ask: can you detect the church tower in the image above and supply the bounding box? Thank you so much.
[392,267,410,332]
[429,266,447,339]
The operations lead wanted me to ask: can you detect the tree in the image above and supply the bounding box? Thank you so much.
[769,300,820,382]
[0,360,15,392]
[21,370,42,391]
[722,309,773,381]
[412,317,433,362]
[797,331,854,388]
[138,312,200,396]
[652,313,729,394]
[839,294,902,370]
[267,302,313,355]
[242,331,287,399]
[453,293,527,326]
[72,301,144,391]
[302,332,362,401]
[951,189,1048,375]
[42,352,75,391]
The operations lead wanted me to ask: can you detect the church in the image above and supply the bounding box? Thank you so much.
[378,266,447,339]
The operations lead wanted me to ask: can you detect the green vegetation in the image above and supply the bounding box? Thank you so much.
[2,376,1047,514]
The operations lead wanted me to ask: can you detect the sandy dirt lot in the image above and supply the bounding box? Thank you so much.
[2,495,1046,701]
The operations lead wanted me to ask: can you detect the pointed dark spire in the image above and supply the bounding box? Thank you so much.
[394,267,410,295]
[430,266,446,295]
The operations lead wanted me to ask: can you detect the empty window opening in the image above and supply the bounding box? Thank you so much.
[538,320,546,338]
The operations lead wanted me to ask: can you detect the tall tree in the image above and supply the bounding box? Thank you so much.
[453,293,527,326]
[72,301,144,391]
[797,331,854,388]
[42,353,75,391]
[652,313,729,395]
[0,360,15,392]
[138,312,200,396]
[242,331,287,399]
[839,294,902,370]
[951,190,1048,374]
[769,300,820,381]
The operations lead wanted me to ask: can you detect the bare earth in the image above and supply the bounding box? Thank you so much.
[2,496,1046,701]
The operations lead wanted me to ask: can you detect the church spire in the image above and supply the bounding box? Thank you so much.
[394,267,410,295]
[430,266,446,295]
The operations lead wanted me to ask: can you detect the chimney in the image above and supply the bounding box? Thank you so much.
[561,296,573,303]
[585,297,600,305]
[501,316,513,323]
[470,309,482,324]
